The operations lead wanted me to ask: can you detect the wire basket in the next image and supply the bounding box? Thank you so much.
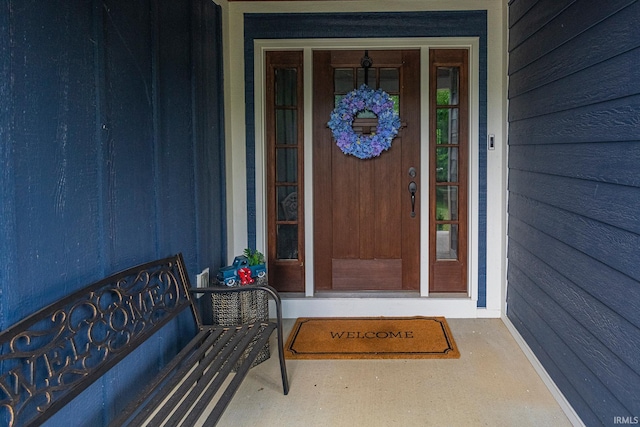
[209,276,270,369]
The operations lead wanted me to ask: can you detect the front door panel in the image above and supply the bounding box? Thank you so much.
[313,50,420,291]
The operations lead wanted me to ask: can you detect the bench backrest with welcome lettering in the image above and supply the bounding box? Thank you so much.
[0,253,289,426]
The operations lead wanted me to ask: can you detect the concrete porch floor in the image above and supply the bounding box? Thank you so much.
[216,318,575,427]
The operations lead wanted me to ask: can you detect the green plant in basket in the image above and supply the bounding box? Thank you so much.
[243,248,265,266]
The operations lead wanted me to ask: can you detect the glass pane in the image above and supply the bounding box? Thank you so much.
[277,187,298,221]
[276,109,297,145]
[356,110,377,119]
[335,69,354,93]
[380,68,399,92]
[275,68,297,106]
[390,95,400,115]
[436,108,458,145]
[436,186,458,221]
[436,67,459,105]
[436,147,458,182]
[436,224,458,260]
[277,224,298,259]
[276,148,297,183]
[357,67,377,88]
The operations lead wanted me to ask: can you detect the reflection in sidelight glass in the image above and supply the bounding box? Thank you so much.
[276,110,297,145]
[276,149,297,183]
[436,224,458,260]
[277,224,298,259]
[436,108,458,145]
[275,69,297,106]
[436,186,458,221]
[436,67,459,105]
[436,147,459,182]
[277,187,298,221]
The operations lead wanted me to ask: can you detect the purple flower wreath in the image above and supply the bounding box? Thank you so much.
[328,85,401,159]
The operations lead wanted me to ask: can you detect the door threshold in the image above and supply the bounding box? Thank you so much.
[279,291,469,299]
[312,291,420,298]
[427,292,469,298]
[275,295,482,318]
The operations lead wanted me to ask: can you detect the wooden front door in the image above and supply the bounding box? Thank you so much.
[313,50,421,291]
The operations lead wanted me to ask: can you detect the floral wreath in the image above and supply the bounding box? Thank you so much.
[327,85,401,159]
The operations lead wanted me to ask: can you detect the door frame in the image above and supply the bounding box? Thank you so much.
[253,37,480,300]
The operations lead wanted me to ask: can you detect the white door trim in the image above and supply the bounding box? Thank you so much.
[254,37,483,317]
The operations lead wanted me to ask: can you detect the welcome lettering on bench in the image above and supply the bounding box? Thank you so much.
[0,263,189,426]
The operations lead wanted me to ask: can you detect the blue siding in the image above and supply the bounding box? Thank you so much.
[243,11,488,305]
[507,1,640,425]
[193,0,227,271]
[102,0,158,270]
[0,0,12,335]
[0,0,226,425]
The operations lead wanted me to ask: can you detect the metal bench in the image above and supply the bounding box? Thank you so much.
[0,253,289,426]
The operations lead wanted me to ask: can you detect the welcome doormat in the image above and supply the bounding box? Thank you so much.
[284,317,460,359]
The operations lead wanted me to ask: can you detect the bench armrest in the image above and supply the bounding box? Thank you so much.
[188,284,285,335]
[188,285,289,396]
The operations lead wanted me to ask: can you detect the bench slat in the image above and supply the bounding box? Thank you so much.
[165,323,272,427]
[200,324,276,426]
[110,327,227,426]
[147,324,256,426]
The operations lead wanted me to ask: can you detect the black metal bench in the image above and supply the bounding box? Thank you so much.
[0,253,289,426]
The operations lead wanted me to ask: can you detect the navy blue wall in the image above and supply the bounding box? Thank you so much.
[0,0,226,425]
[243,11,488,306]
[507,1,640,425]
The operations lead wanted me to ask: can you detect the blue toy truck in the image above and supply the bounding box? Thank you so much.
[216,255,266,286]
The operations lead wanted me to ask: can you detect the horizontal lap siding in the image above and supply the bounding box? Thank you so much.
[509,96,640,145]
[509,142,640,187]
[507,1,640,425]
[509,0,636,77]
[507,265,634,417]
[510,47,640,121]
[507,301,599,423]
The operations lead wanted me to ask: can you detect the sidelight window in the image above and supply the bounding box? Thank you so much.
[265,51,305,292]
[429,49,468,293]
[434,66,462,260]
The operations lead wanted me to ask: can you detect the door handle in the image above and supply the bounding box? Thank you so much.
[408,181,417,218]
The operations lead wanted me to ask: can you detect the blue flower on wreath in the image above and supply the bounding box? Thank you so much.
[328,85,401,159]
